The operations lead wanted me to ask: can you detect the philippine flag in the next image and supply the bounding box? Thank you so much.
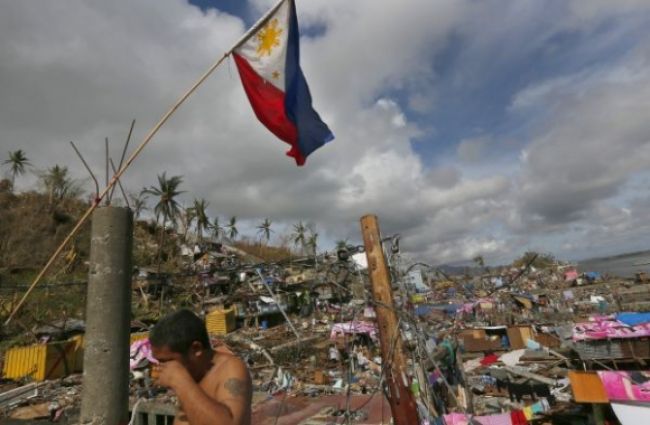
[233,0,334,166]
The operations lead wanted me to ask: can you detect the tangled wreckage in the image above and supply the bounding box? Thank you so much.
[2,218,650,425]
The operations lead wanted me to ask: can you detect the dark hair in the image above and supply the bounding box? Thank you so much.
[150,309,210,354]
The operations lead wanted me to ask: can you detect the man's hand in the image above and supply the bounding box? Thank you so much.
[152,360,192,390]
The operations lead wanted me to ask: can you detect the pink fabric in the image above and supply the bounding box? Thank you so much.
[476,413,512,425]
[598,371,650,402]
[443,413,512,425]
[564,270,578,281]
[572,315,650,341]
[443,413,470,425]
[329,321,378,342]
[129,338,158,369]
[457,303,474,314]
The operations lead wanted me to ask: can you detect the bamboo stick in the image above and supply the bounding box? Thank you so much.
[3,0,288,326]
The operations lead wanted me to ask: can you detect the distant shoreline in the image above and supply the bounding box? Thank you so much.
[578,249,650,264]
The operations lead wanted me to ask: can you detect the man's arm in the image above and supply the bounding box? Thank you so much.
[157,357,252,425]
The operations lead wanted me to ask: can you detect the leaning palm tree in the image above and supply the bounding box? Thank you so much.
[291,221,307,253]
[256,218,273,244]
[3,150,31,189]
[210,216,225,241]
[226,216,239,241]
[142,172,184,267]
[193,198,210,242]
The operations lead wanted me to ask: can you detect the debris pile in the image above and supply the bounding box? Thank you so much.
[2,241,650,424]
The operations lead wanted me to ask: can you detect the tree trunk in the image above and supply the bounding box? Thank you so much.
[156,218,166,272]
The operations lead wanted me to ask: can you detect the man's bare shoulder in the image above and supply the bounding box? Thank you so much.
[205,353,251,397]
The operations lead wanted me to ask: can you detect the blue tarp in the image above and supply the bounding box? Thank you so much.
[445,304,461,314]
[414,304,459,316]
[414,305,435,316]
[616,312,650,327]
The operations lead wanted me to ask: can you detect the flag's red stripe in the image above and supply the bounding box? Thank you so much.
[232,53,305,165]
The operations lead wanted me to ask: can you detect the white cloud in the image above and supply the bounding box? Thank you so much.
[457,136,489,163]
[2,0,650,265]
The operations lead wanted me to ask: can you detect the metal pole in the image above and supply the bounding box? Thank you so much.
[360,215,419,425]
[255,269,301,340]
[80,207,133,425]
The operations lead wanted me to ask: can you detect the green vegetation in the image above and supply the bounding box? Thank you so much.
[0,149,322,349]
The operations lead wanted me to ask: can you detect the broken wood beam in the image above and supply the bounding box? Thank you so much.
[503,366,557,386]
[269,335,323,353]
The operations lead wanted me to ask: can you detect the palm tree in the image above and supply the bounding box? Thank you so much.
[40,165,82,205]
[210,216,225,241]
[291,221,307,253]
[193,198,210,242]
[3,150,31,189]
[129,192,148,220]
[335,239,349,250]
[180,206,196,242]
[307,231,319,256]
[256,218,273,243]
[226,216,239,241]
[142,172,184,267]
[142,173,184,228]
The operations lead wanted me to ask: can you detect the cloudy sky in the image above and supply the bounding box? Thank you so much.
[2,0,650,264]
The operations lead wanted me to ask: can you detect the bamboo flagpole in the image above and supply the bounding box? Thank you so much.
[3,0,287,326]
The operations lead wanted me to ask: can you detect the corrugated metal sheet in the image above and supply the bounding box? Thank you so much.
[73,332,150,373]
[4,331,151,381]
[574,338,650,360]
[3,341,77,381]
[206,308,236,335]
[574,340,626,359]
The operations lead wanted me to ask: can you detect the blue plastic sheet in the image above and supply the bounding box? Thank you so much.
[616,312,650,327]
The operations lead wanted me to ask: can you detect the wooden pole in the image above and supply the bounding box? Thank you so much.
[360,215,419,425]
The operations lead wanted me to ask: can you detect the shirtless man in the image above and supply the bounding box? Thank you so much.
[150,310,252,425]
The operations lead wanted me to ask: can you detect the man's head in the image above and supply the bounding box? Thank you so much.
[150,309,212,380]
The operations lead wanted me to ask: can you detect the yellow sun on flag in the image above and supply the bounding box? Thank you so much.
[256,18,283,57]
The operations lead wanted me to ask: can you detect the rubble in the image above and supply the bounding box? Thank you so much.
[2,240,650,424]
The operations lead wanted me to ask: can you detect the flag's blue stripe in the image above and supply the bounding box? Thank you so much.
[284,0,334,161]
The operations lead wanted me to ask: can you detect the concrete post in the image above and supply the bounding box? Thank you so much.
[81,207,133,425]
